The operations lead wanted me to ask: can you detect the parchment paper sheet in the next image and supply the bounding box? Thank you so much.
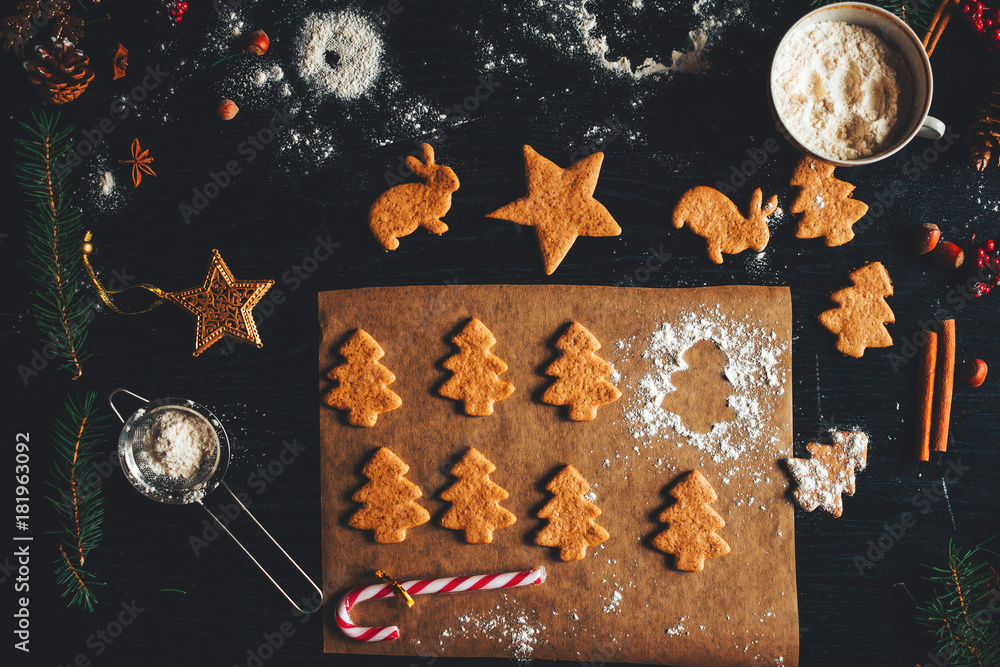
[320,284,797,666]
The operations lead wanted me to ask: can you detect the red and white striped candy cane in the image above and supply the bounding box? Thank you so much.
[337,566,547,642]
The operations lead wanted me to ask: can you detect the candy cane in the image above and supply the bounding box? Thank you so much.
[337,567,547,642]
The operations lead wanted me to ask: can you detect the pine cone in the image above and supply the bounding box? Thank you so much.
[968,85,1000,172]
[24,38,94,104]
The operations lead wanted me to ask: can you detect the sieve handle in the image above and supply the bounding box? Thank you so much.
[108,388,150,423]
[200,481,323,613]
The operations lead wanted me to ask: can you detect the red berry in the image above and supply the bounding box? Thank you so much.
[975,18,985,30]
[986,18,995,26]
[975,2,985,14]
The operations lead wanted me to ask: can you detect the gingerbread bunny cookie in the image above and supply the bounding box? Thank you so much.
[672,186,777,264]
[369,143,460,251]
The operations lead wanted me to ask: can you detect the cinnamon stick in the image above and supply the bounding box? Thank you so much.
[923,0,958,58]
[932,319,955,452]
[916,330,937,461]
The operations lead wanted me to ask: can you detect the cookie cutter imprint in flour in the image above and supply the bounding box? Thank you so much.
[109,388,323,613]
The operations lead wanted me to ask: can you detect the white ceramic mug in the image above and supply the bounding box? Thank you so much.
[769,2,946,166]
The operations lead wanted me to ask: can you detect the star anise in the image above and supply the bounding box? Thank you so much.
[119,138,156,187]
[112,43,127,80]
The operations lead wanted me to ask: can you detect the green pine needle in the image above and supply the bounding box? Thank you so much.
[811,0,936,29]
[15,111,90,380]
[47,391,107,611]
[916,539,1000,667]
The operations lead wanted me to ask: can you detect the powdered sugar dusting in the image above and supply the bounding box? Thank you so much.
[473,0,748,82]
[624,307,787,462]
[99,171,114,196]
[786,430,869,515]
[442,602,543,658]
[297,10,383,101]
[665,616,687,636]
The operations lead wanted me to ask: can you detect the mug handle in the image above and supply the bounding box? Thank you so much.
[917,115,946,140]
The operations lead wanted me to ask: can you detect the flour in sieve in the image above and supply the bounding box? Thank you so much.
[143,409,217,479]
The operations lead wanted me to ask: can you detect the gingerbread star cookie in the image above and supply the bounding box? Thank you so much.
[487,145,621,275]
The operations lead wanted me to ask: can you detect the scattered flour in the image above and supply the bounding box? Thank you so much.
[254,65,284,86]
[623,307,787,462]
[99,171,115,196]
[603,588,623,613]
[665,616,687,636]
[296,10,383,100]
[444,604,542,658]
[475,0,741,81]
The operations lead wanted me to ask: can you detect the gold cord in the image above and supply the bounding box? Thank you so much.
[81,231,168,314]
[375,570,415,608]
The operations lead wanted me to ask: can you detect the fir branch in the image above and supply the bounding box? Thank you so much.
[811,0,935,29]
[917,539,1000,667]
[47,391,106,611]
[15,111,90,380]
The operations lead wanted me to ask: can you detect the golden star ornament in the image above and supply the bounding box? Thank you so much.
[487,145,621,274]
[165,250,274,356]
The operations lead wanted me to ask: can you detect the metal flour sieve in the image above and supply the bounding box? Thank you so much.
[110,388,322,612]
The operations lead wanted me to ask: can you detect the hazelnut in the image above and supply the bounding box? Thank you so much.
[217,99,239,121]
[246,30,269,56]
[959,359,988,387]
[913,223,941,254]
[933,241,965,269]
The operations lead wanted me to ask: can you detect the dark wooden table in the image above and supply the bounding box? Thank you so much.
[2,0,996,665]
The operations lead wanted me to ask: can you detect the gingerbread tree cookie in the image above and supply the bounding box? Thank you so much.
[660,340,735,434]
[439,448,517,543]
[535,464,609,561]
[790,156,869,247]
[323,329,402,427]
[349,447,430,543]
[652,470,730,572]
[439,318,515,416]
[818,262,895,358]
[542,322,621,421]
[784,430,868,518]
[487,145,621,275]
[369,143,460,251]
[672,187,777,264]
